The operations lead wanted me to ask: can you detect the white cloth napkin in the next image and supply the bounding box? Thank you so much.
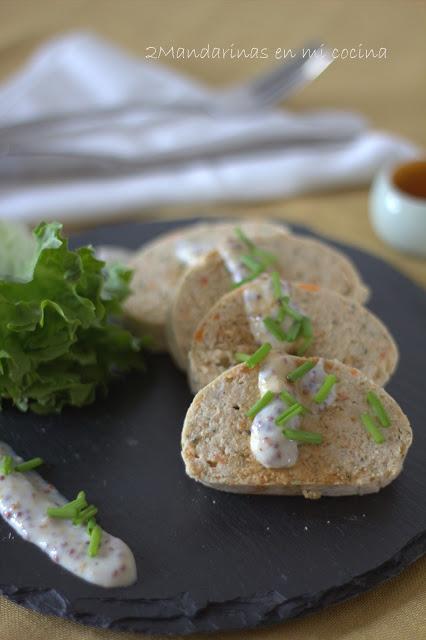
[0,32,420,223]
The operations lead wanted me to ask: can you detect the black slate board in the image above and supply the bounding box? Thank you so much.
[1,219,425,636]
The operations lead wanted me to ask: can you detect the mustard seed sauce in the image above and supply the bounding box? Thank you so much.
[0,442,137,588]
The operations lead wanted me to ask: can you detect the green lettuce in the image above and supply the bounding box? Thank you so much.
[0,220,37,280]
[0,222,142,414]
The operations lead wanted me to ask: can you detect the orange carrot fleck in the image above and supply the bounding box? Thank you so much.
[297,283,320,292]
[194,327,205,342]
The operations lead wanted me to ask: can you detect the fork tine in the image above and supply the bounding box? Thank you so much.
[246,41,323,95]
[248,47,333,107]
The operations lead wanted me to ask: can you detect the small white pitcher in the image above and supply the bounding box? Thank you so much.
[369,160,426,257]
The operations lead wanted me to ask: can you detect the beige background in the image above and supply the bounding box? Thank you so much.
[0,0,425,638]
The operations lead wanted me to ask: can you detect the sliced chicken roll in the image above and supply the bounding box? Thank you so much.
[182,354,411,498]
[189,274,396,391]
[169,231,369,368]
[124,219,288,350]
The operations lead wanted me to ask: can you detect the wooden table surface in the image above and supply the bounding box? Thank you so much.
[0,1,425,639]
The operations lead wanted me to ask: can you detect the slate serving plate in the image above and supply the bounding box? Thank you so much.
[0,219,425,635]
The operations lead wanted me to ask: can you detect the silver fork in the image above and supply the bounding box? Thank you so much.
[0,41,332,143]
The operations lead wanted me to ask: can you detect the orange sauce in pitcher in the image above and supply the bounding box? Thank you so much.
[392,160,426,199]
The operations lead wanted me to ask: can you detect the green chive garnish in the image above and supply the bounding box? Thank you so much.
[297,316,314,355]
[240,254,262,273]
[14,457,44,473]
[301,316,313,338]
[87,517,97,536]
[279,389,298,406]
[235,352,250,363]
[275,403,304,426]
[1,455,14,476]
[88,524,102,558]
[263,316,287,341]
[314,374,337,404]
[47,503,79,520]
[233,267,264,288]
[285,320,302,342]
[282,428,323,444]
[367,391,390,427]
[232,227,277,286]
[287,360,316,382]
[47,490,87,520]
[361,413,385,444]
[271,271,282,299]
[297,335,313,356]
[252,247,277,266]
[244,343,272,368]
[281,301,303,322]
[276,305,287,323]
[234,227,254,250]
[73,505,98,526]
[279,390,309,414]
[246,391,275,418]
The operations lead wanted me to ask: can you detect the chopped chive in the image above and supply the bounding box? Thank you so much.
[276,305,287,323]
[361,413,385,444]
[88,524,102,558]
[287,360,316,382]
[271,271,282,299]
[234,227,254,250]
[252,247,277,266]
[87,517,97,535]
[282,428,323,444]
[285,320,302,342]
[240,254,263,273]
[314,374,337,404]
[47,503,80,520]
[14,457,44,473]
[296,315,314,354]
[233,227,277,284]
[281,301,303,322]
[235,352,250,363]
[279,389,298,406]
[367,391,390,427]
[297,335,313,356]
[263,316,287,341]
[72,491,87,510]
[73,505,98,526]
[232,267,264,288]
[279,390,309,414]
[275,403,304,426]
[47,490,87,520]
[301,316,313,338]
[246,391,275,418]
[1,455,14,476]
[244,343,272,368]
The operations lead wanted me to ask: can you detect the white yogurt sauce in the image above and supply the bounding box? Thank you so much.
[250,354,302,469]
[0,442,137,588]
[174,236,218,266]
[250,397,299,468]
[243,276,302,347]
[250,355,336,469]
[96,245,133,266]
[258,353,292,395]
[300,360,337,410]
[218,237,251,283]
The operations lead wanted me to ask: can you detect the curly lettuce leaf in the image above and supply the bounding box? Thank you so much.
[0,221,37,280]
[0,222,142,414]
